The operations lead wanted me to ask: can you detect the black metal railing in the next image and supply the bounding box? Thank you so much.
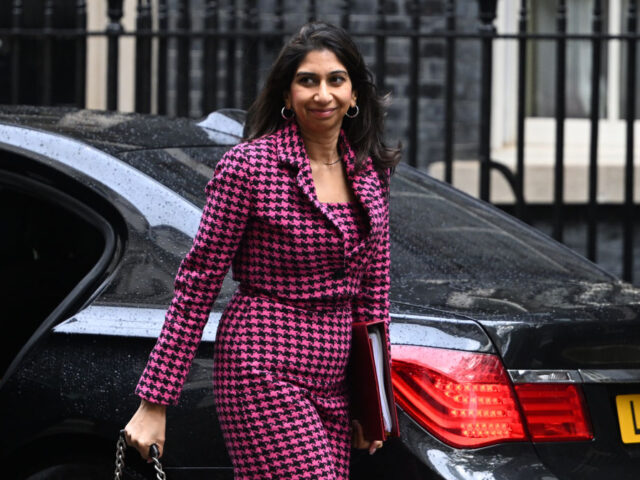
[624,1,638,283]
[1,0,638,284]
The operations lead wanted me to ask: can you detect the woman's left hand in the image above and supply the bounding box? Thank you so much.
[351,419,384,454]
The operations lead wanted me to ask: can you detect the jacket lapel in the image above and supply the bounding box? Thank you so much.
[275,121,384,260]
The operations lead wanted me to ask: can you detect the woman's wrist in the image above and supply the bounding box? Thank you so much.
[140,398,167,412]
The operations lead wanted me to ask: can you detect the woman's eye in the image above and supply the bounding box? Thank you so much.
[331,76,346,84]
[298,77,315,85]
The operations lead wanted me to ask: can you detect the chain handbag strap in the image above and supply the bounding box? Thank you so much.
[115,429,167,480]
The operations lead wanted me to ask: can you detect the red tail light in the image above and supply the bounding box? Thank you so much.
[391,345,526,448]
[391,345,594,448]
[514,384,593,442]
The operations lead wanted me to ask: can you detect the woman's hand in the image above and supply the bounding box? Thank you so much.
[124,399,167,461]
[351,419,384,455]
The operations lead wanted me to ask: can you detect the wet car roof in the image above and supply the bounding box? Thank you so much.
[0,105,244,154]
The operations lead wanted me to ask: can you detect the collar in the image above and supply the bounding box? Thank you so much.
[276,120,371,178]
[274,120,384,261]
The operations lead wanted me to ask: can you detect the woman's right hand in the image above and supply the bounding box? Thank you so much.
[124,398,167,461]
[351,419,384,455]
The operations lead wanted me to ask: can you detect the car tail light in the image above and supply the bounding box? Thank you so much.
[514,384,593,442]
[391,345,593,448]
[391,345,526,448]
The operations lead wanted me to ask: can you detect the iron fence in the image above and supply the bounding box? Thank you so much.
[0,0,638,283]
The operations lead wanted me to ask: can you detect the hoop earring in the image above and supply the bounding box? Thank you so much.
[281,106,295,120]
[345,105,359,119]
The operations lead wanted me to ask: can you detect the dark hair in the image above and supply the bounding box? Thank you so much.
[244,21,401,176]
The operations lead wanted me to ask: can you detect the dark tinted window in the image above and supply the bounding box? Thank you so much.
[0,170,105,374]
[389,167,614,288]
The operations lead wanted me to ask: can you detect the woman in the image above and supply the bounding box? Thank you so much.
[125,21,401,479]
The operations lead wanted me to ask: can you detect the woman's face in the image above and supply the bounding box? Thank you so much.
[284,49,357,137]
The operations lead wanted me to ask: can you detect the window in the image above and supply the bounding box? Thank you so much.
[527,0,609,119]
[0,154,114,375]
[484,0,640,204]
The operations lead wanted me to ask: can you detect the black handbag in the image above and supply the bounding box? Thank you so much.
[114,429,166,480]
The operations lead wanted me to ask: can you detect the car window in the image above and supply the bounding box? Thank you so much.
[0,163,115,375]
[389,167,614,289]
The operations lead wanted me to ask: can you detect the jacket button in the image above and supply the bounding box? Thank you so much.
[332,268,346,280]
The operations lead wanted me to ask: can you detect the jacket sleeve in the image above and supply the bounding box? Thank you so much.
[135,149,254,406]
[352,169,391,352]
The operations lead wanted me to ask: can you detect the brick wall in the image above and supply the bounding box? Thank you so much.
[165,0,482,170]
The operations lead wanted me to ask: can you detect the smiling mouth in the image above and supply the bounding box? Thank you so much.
[309,108,337,117]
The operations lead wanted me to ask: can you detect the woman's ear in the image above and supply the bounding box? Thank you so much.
[351,90,358,107]
[283,92,290,109]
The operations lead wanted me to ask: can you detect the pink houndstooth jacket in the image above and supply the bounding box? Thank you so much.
[135,120,391,406]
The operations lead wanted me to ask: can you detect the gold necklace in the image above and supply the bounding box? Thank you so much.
[312,151,342,166]
[321,156,342,166]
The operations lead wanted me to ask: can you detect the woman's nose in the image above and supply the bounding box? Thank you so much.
[315,82,331,103]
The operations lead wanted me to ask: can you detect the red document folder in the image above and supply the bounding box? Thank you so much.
[349,319,400,441]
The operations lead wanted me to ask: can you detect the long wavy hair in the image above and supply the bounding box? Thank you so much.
[244,21,401,177]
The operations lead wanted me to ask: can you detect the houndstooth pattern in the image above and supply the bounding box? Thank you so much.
[327,201,368,252]
[135,121,391,479]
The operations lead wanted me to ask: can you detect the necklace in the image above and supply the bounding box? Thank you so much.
[311,152,342,166]
[321,156,342,166]
[309,146,343,166]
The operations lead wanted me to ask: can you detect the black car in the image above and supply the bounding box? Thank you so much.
[1,105,639,480]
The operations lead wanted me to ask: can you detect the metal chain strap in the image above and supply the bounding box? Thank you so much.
[149,445,167,480]
[114,429,167,480]
[114,431,127,480]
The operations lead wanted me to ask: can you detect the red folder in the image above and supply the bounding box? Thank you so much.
[349,319,400,441]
